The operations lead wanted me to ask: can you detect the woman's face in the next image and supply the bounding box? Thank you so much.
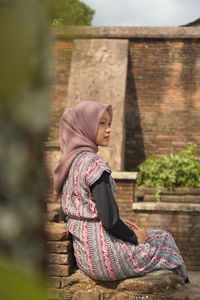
[96,110,111,147]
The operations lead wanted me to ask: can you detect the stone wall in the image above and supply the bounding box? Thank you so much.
[64,38,129,170]
[49,26,200,170]
[46,222,75,297]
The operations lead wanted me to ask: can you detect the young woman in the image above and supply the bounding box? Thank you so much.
[53,101,189,282]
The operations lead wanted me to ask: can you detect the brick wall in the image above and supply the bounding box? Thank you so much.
[44,142,60,202]
[115,180,135,220]
[48,40,73,140]
[49,27,200,170]
[125,38,200,169]
[46,222,75,299]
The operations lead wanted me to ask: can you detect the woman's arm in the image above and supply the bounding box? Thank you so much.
[90,171,138,245]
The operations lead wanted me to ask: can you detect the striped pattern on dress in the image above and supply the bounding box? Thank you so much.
[61,151,188,281]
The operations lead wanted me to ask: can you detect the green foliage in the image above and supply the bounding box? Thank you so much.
[46,135,54,141]
[52,18,64,27]
[0,255,48,300]
[136,144,200,201]
[48,0,95,26]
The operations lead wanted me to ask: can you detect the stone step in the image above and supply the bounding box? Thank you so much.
[48,269,200,300]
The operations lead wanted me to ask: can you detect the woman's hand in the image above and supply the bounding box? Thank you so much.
[135,230,148,244]
[123,219,147,244]
[123,219,140,230]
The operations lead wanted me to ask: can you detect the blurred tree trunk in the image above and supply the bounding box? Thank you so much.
[0,0,50,275]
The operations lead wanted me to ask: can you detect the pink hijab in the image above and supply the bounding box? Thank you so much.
[53,101,112,195]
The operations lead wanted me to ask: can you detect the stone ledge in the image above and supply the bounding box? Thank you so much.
[133,202,200,212]
[44,141,60,149]
[52,26,200,40]
[48,269,200,300]
[135,187,200,195]
[112,172,137,180]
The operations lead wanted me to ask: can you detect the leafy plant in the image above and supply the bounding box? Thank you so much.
[48,0,95,26]
[52,18,64,27]
[136,144,200,201]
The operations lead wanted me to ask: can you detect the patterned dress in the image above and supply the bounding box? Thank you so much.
[61,151,188,281]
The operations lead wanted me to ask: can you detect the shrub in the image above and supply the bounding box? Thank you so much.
[136,144,200,201]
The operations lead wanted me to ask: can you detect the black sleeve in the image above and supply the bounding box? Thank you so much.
[90,171,138,245]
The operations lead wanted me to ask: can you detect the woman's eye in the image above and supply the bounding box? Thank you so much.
[99,120,111,127]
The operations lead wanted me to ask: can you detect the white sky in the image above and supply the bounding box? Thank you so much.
[82,0,200,26]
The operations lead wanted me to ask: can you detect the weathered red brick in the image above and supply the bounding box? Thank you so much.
[47,264,72,277]
[46,223,70,241]
[47,253,70,265]
[47,241,71,254]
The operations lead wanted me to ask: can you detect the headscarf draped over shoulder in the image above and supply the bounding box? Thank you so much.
[53,101,112,195]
